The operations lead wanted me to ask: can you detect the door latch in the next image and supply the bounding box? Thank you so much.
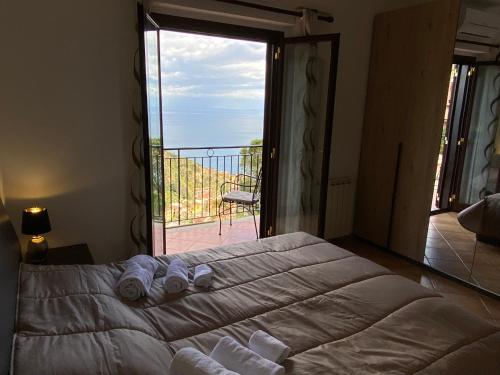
[274,47,281,61]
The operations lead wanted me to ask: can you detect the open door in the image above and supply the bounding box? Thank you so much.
[432,60,476,213]
[141,12,285,252]
[139,7,166,255]
[455,63,500,207]
[272,35,340,238]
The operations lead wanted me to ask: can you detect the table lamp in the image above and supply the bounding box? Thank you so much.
[22,207,51,264]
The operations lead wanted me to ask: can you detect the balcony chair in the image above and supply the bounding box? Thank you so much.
[218,168,261,239]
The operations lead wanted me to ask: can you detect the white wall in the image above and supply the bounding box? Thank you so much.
[0,0,430,262]
[0,0,138,263]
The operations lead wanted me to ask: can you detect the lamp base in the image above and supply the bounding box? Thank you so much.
[26,236,49,264]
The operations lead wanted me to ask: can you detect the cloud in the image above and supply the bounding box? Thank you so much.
[145,30,267,102]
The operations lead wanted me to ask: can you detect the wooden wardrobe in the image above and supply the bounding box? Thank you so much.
[355,0,460,261]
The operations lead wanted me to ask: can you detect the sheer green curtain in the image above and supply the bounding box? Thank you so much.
[276,40,332,235]
[460,66,500,205]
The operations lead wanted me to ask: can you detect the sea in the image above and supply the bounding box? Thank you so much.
[161,108,264,159]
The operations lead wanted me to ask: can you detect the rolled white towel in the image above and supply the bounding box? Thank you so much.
[127,255,167,278]
[194,264,214,288]
[248,330,290,364]
[117,263,154,301]
[210,336,285,375]
[169,347,239,375]
[165,258,189,294]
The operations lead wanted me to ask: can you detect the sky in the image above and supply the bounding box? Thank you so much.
[145,30,267,148]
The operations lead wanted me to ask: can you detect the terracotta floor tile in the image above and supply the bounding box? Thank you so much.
[398,268,435,289]
[474,277,500,296]
[439,292,492,319]
[477,242,500,253]
[429,274,476,296]
[164,238,194,251]
[471,264,500,278]
[426,213,500,295]
[425,247,460,261]
[446,240,476,252]
[156,216,259,256]
[432,223,464,233]
[426,229,442,239]
[473,254,500,268]
[439,231,475,242]
[418,273,436,290]
[188,242,217,251]
[430,215,456,224]
[453,249,475,264]
[426,238,450,249]
[426,258,471,279]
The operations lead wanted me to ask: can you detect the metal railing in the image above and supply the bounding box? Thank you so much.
[151,145,262,227]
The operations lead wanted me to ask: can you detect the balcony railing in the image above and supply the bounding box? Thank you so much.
[151,145,262,227]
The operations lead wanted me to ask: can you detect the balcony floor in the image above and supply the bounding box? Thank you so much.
[154,216,259,256]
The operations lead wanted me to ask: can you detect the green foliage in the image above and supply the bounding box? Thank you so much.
[239,139,263,188]
[151,140,263,226]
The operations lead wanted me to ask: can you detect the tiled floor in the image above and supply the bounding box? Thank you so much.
[431,153,442,211]
[155,216,259,256]
[425,212,500,295]
[333,236,500,327]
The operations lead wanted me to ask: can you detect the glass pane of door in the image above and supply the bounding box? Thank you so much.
[276,36,338,237]
[459,65,500,206]
[144,21,166,255]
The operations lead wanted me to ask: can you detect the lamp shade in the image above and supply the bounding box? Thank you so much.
[22,207,51,235]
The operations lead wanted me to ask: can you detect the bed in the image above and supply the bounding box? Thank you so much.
[1,204,499,374]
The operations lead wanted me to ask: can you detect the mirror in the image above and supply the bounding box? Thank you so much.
[425,50,500,296]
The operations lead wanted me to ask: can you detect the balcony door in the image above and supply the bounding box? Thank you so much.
[431,60,476,213]
[140,12,340,253]
[140,12,282,255]
[139,10,166,256]
[455,63,500,208]
[271,35,340,238]
[430,59,500,214]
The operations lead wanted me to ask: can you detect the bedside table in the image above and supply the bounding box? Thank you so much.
[26,243,95,265]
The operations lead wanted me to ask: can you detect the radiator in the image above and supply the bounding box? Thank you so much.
[326,176,354,239]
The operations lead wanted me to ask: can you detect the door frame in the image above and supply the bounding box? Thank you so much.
[449,61,478,212]
[144,13,283,239]
[140,13,341,241]
[137,4,158,254]
[430,56,477,215]
[451,59,500,210]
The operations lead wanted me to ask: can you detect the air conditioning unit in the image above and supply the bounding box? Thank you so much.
[458,8,500,43]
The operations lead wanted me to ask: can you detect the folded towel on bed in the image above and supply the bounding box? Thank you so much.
[165,258,189,294]
[116,263,155,301]
[248,330,290,364]
[210,336,285,375]
[169,347,239,375]
[194,264,214,288]
[126,255,167,278]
